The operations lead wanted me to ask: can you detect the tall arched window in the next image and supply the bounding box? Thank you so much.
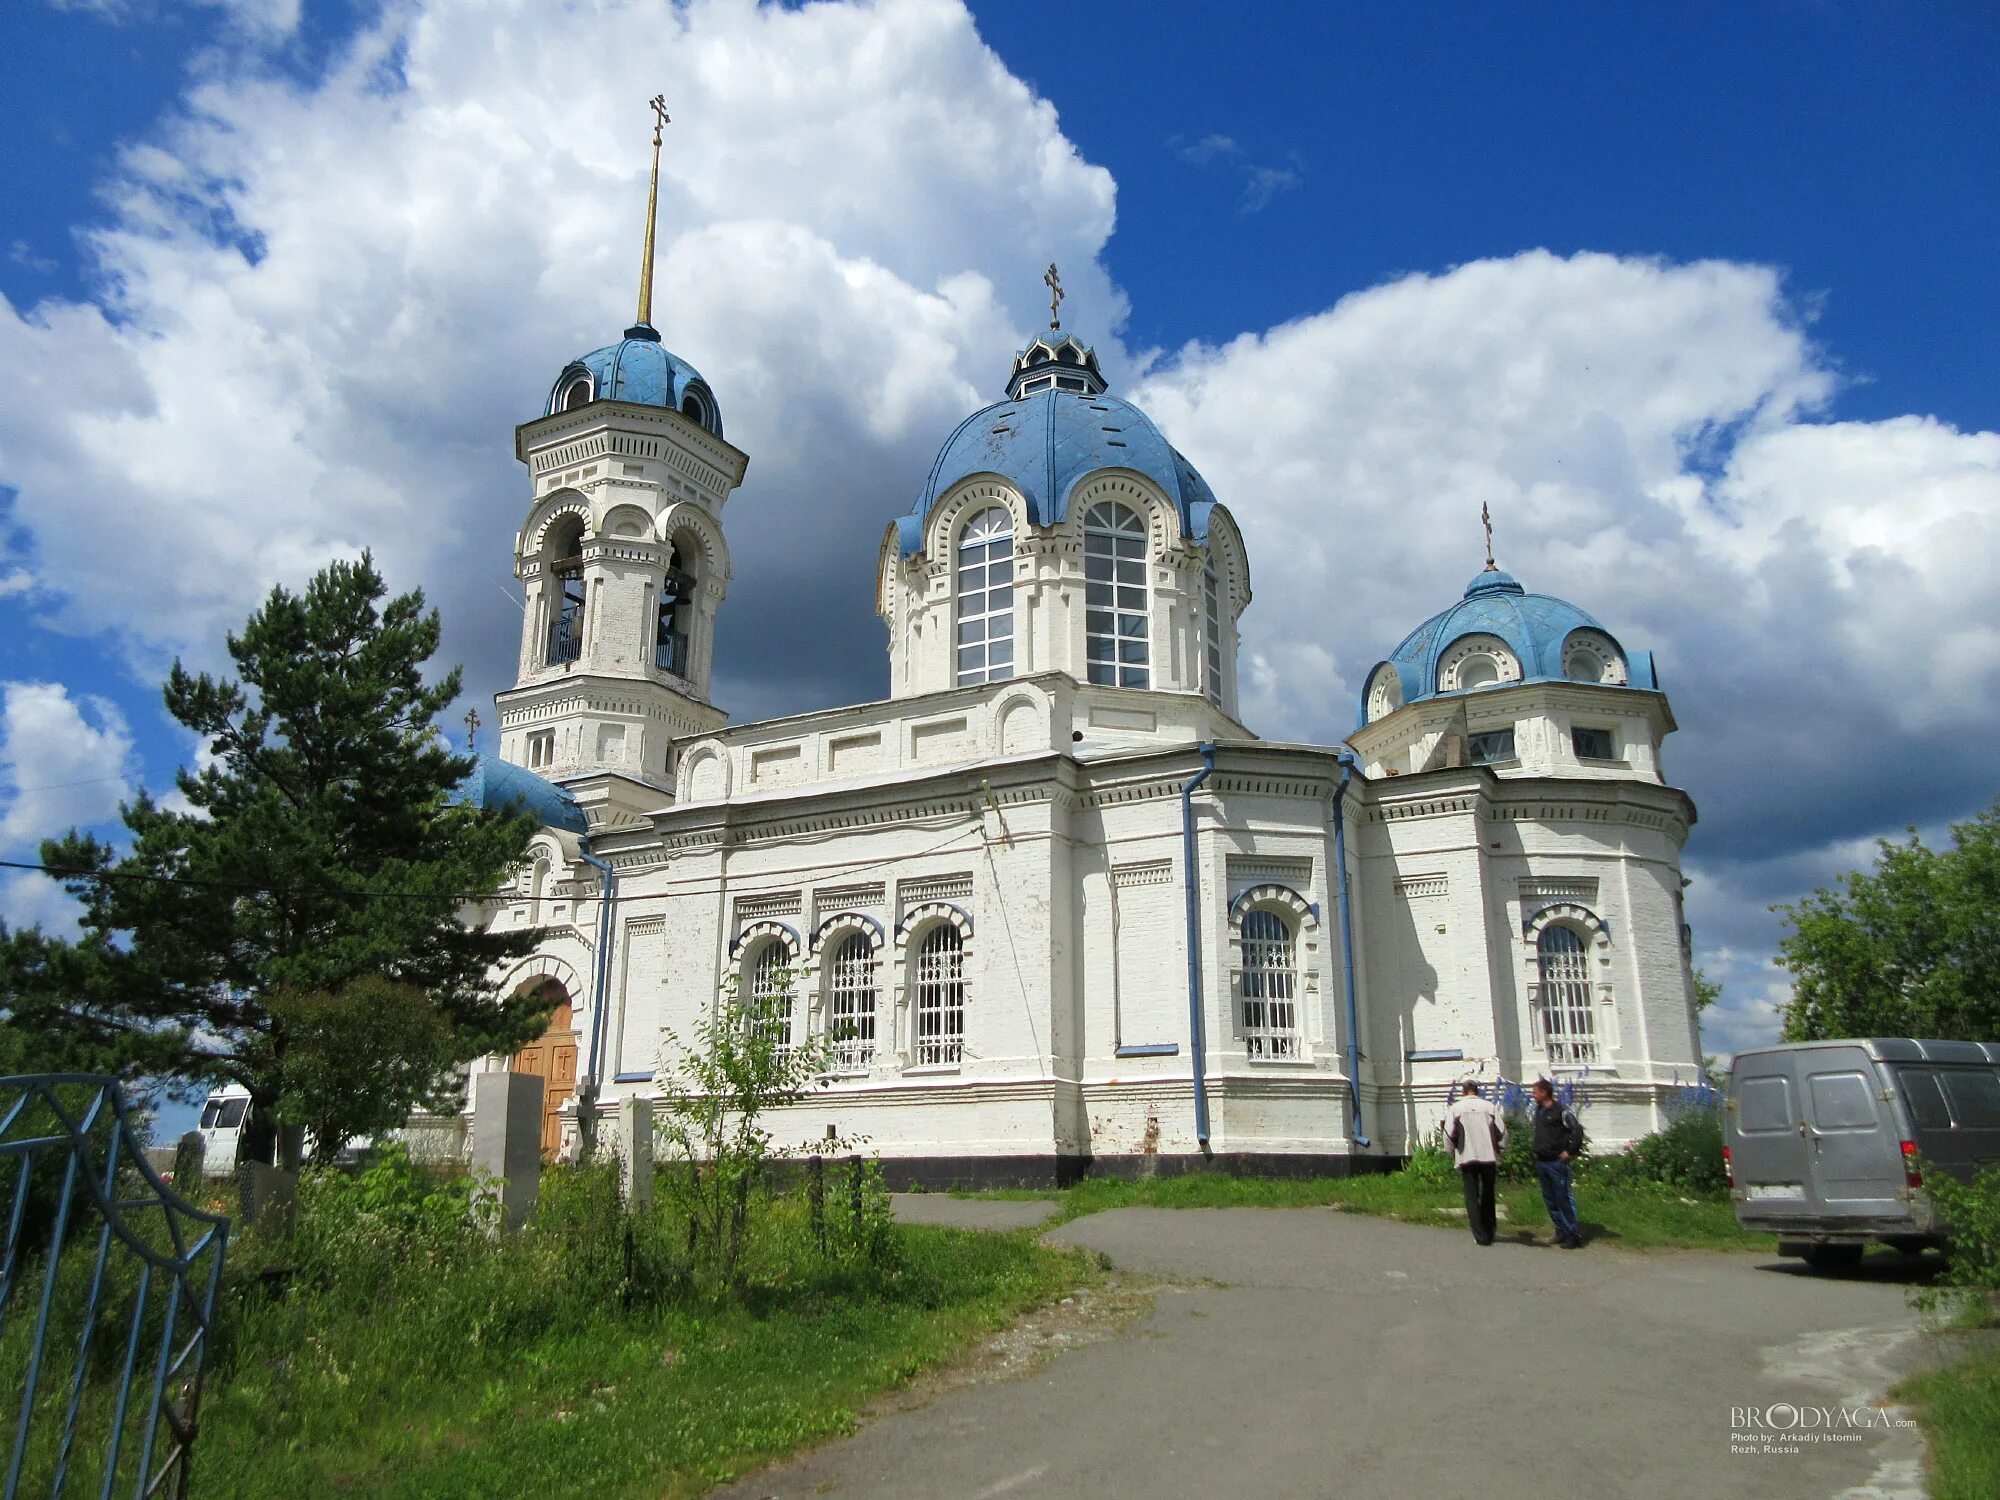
[1536,925,1598,1064]
[913,924,965,1065]
[746,940,793,1055]
[1084,502,1148,687]
[656,543,693,677]
[1202,562,1223,706]
[545,518,586,666]
[826,932,877,1071]
[955,507,1015,685]
[1240,909,1300,1058]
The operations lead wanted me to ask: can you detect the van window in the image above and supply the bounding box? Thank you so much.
[1808,1071,1877,1130]
[1941,1070,2000,1128]
[1738,1074,1794,1132]
[216,1097,249,1130]
[1898,1069,1955,1130]
[199,1099,223,1129]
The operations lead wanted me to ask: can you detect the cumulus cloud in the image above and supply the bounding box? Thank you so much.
[0,0,1116,721]
[1132,251,2000,1053]
[0,682,134,930]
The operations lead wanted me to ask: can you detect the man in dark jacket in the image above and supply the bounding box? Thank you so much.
[1529,1079,1586,1248]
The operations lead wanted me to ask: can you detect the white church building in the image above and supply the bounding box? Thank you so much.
[436,218,1706,1182]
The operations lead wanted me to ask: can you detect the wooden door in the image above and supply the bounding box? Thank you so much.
[511,998,579,1159]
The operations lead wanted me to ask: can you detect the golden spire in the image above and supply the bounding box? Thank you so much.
[1481,501,1497,570]
[636,94,670,329]
[1043,262,1064,330]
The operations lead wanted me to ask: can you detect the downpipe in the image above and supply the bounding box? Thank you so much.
[1332,754,1371,1148]
[1180,743,1217,1150]
[575,839,617,1156]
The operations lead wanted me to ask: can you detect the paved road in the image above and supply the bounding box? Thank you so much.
[720,1206,1931,1500]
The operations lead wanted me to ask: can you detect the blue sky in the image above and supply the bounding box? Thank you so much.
[2,0,1996,1117]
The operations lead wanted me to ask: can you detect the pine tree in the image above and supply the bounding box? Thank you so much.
[31,554,544,1161]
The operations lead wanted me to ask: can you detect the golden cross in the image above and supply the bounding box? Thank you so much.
[637,95,671,327]
[1481,502,1496,570]
[1043,263,1064,330]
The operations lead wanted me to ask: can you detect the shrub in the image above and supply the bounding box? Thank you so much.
[1402,1127,1455,1184]
[1914,1164,2000,1320]
[1586,1110,1727,1194]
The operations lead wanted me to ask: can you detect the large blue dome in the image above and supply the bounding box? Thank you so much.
[452,753,588,835]
[546,322,723,439]
[896,386,1217,555]
[1361,568,1659,726]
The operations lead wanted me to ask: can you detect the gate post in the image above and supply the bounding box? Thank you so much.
[614,1095,652,1212]
[471,1070,543,1231]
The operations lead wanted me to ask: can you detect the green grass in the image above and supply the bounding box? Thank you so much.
[956,1170,1770,1251]
[1896,1345,2000,1500]
[195,1222,1082,1499]
[8,1157,1090,1500]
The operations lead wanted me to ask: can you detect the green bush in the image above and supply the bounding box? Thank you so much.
[1585,1110,1727,1194]
[1915,1164,2000,1319]
[1402,1127,1455,1184]
[1498,1111,1542,1183]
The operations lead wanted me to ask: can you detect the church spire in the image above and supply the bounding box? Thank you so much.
[633,94,670,335]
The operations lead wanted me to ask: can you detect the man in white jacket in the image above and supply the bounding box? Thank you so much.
[1441,1081,1508,1245]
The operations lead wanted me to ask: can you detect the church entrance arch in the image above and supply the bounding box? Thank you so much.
[510,980,579,1158]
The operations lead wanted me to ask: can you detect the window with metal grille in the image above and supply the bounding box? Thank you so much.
[745,940,793,1055]
[955,507,1015,685]
[913,924,965,1066]
[1536,925,1598,1064]
[826,932,877,1071]
[1084,502,1149,687]
[1203,563,1223,706]
[1240,909,1300,1059]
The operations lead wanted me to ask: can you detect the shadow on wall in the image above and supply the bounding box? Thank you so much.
[1375,884,1440,1153]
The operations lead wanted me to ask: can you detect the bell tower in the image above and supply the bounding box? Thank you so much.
[496,98,749,810]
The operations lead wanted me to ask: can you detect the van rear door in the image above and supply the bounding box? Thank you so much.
[1732,1052,1814,1224]
[1801,1046,1904,1222]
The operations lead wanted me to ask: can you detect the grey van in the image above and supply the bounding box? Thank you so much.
[1725,1038,2000,1271]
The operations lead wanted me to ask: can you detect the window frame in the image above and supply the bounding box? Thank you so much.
[1237,907,1302,1060]
[1571,725,1617,761]
[822,928,879,1073]
[954,505,1017,687]
[910,922,966,1068]
[1083,501,1150,688]
[1534,922,1600,1065]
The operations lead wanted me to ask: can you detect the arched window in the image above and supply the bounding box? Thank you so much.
[1203,562,1223,706]
[1536,925,1598,1064]
[545,518,587,666]
[562,376,592,411]
[1240,909,1300,1059]
[1437,634,1520,694]
[955,506,1015,686]
[1366,665,1404,724]
[656,543,693,677]
[745,940,794,1055]
[826,932,877,1071]
[1084,502,1148,687]
[913,923,965,1066]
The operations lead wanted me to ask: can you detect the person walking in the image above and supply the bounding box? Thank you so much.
[1441,1081,1506,1245]
[1529,1078,1587,1248]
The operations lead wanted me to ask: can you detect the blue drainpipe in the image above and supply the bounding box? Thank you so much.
[1332,753,1371,1148]
[1180,743,1217,1150]
[575,839,617,1151]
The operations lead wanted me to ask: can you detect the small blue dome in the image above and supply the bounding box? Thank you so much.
[453,753,588,835]
[897,387,1216,555]
[1359,568,1659,727]
[547,323,722,439]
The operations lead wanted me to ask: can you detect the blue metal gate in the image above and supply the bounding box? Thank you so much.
[1,1076,230,1499]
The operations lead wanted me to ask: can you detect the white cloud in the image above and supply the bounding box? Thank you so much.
[0,0,1116,704]
[0,680,134,916]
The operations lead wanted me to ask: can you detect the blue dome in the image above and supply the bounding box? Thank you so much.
[453,753,588,835]
[897,388,1217,555]
[547,323,722,439]
[1361,568,1659,726]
